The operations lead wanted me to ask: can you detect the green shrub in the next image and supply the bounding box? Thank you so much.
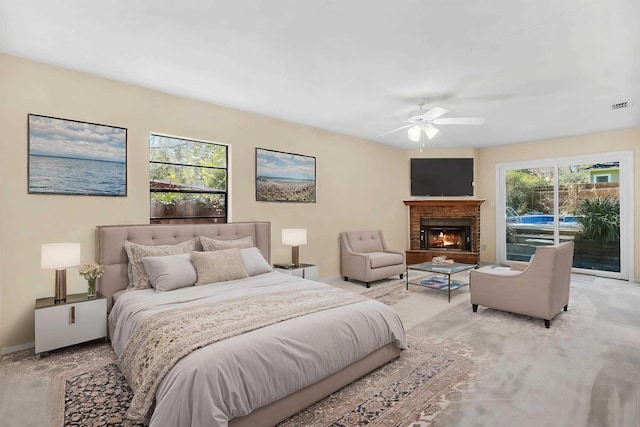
[574,196,620,242]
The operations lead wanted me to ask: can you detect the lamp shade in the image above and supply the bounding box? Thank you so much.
[41,243,81,269]
[424,124,440,140]
[282,229,307,246]
[407,125,421,142]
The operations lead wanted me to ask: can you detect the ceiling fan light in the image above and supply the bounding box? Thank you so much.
[407,125,421,142]
[425,124,439,139]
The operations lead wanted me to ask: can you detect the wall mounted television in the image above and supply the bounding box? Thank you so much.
[410,158,474,196]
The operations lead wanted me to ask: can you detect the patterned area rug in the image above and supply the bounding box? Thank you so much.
[61,333,472,426]
[278,334,473,426]
[65,363,142,427]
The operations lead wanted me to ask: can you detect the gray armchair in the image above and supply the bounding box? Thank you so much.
[469,241,574,328]
[339,230,406,288]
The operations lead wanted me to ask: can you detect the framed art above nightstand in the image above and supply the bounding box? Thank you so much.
[34,292,107,355]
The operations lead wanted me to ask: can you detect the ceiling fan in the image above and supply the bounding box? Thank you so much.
[377,103,485,144]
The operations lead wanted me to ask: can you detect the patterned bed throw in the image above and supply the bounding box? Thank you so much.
[118,285,367,423]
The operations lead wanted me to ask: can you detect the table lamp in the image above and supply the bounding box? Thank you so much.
[282,229,307,267]
[41,243,81,303]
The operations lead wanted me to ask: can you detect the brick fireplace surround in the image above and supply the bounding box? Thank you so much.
[404,199,485,265]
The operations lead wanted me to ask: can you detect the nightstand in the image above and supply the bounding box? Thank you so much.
[34,292,107,355]
[274,263,320,281]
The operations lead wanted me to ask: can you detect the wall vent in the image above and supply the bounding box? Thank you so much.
[611,101,630,109]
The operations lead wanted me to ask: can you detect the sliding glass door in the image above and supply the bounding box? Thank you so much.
[498,151,633,280]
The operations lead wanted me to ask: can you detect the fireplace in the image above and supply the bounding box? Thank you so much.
[421,218,472,251]
[404,199,484,264]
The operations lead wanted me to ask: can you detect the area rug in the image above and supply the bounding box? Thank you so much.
[62,333,473,427]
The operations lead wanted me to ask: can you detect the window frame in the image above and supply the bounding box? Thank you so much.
[593,173,612,183]
[149,133,229,224]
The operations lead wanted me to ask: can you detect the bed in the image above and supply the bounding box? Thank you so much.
[97,222,407,427]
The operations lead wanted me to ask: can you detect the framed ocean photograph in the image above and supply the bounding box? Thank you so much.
[255,148,316,202]
[28,114,127,196]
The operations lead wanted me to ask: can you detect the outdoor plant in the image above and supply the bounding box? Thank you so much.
[574,196,620,242]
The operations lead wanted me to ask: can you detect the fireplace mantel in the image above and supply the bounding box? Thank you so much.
[403,199,485,207]
[404,199,485,264]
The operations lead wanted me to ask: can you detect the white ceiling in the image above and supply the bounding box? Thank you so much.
[1,0,639,150]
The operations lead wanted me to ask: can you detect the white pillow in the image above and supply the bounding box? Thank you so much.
[200,235,255,251]
[240,247,273,276]
[124,239,196,290]
[142,253,197,292]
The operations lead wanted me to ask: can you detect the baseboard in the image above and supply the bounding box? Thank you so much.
[320,274,341,283]
[1,341,34,355]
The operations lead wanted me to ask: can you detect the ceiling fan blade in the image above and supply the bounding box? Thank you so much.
[433,117,486,125]
[421,107,449,121]
[376,124,413,137]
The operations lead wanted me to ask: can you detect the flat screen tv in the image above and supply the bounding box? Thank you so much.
[410,158,474,196]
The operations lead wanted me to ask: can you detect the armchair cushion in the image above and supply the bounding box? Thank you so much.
[343,231,385,253]
[368,252,405,269]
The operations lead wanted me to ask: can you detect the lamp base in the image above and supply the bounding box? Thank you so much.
[54,269,67,303]
[291,246,299,267]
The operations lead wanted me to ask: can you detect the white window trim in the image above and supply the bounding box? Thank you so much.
[495,150,633,281]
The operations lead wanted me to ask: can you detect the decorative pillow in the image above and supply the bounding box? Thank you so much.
[200,235,255,251]
[142,253,197,292]
[190,248,249,286]
[239,247,273,276]
[124,239,196,290]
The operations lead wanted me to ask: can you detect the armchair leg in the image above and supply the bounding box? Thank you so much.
[366,282,370,288]
[564,304,568,311]
[399,273,404,280]
[343,276,349,282]
[472,304,478,312]
[544,319,550,328]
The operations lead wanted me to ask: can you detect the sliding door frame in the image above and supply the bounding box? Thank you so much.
[495,150,634,281]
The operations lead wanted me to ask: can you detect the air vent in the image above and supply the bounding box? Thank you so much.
[611,101,631,109]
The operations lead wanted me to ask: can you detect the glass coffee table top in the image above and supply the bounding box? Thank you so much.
[408,261,478,274]
[406,261,477,302]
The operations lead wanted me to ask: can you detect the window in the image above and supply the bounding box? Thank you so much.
[149,134,228,224]
[497,152,632,281]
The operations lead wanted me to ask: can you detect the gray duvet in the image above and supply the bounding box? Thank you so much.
[109,271,407,427]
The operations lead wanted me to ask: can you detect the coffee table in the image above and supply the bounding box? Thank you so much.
[406,261,478,302]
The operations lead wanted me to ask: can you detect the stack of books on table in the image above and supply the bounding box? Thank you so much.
[420,277,450,289]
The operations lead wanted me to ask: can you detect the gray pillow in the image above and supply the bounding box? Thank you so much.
[200,235,255,251]
[191,248,249,286]
[142,253,197,292]
[240,247,273,276]
[124,239,196,290]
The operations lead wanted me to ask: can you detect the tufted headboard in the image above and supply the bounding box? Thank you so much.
[96,222,271,311]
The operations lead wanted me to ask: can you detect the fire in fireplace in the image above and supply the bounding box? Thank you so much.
[420,218,472,251]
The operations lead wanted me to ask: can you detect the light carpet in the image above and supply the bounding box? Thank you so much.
[1,273,639,427]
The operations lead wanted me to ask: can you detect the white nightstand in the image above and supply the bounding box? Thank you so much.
[34,292,107,355]
[274,263,320,281]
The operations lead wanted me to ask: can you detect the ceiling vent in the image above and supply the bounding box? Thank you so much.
[611,101,631,110]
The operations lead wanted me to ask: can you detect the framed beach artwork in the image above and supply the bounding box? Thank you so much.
[255,148,316,203]
[28,114,127,196]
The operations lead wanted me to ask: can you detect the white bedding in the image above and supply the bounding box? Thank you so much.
[109,271,407,426]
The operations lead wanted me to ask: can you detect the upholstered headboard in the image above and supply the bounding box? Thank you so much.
[96,222,271,310]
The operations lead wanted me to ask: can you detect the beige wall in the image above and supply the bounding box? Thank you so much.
[1,53,638,352]
[474,129,639,276]
[0,54,409,351]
